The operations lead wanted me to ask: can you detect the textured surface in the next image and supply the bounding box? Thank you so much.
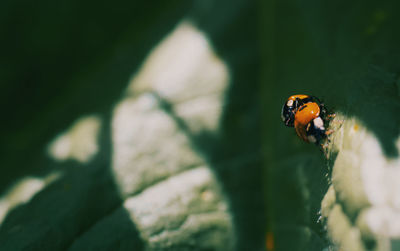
[321,114,400,250]
[69,167,232,251]
[0,4,265,249]
[112,94,204,197]
[10,0,400,250]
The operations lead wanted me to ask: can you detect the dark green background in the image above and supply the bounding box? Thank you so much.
[1,0,400,250]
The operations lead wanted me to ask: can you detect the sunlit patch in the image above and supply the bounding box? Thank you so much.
[322,114,400,249]
[47,115,102,163]
[122,167,233,248]
[0,172,61,225]
[174,93,223,133]
[111,94,204,197]
[108,19,233,247]
[126,20,229,132]
[111,20,230,197]
[359,206,400,238]
[396,135,400,153]
[201,189,215,202]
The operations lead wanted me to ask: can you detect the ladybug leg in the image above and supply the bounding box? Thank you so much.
[321,141,329,150]
[326,113,336,119]
[321,141,330,158]
[325,129,334,136]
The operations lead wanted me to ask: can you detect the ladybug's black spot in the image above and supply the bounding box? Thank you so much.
[298,105,307,111]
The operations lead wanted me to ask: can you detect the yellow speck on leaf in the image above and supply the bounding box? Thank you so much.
[266,231,274,251]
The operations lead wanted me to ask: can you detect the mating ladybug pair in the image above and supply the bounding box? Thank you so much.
[281,94,332,144]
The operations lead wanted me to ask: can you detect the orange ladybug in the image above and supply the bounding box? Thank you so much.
[281,94,330,144]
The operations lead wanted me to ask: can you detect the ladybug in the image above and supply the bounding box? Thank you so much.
[281,94,331,144]
[281,94,315,127]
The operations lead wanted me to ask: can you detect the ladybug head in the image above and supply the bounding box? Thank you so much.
[281,99,297,127]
